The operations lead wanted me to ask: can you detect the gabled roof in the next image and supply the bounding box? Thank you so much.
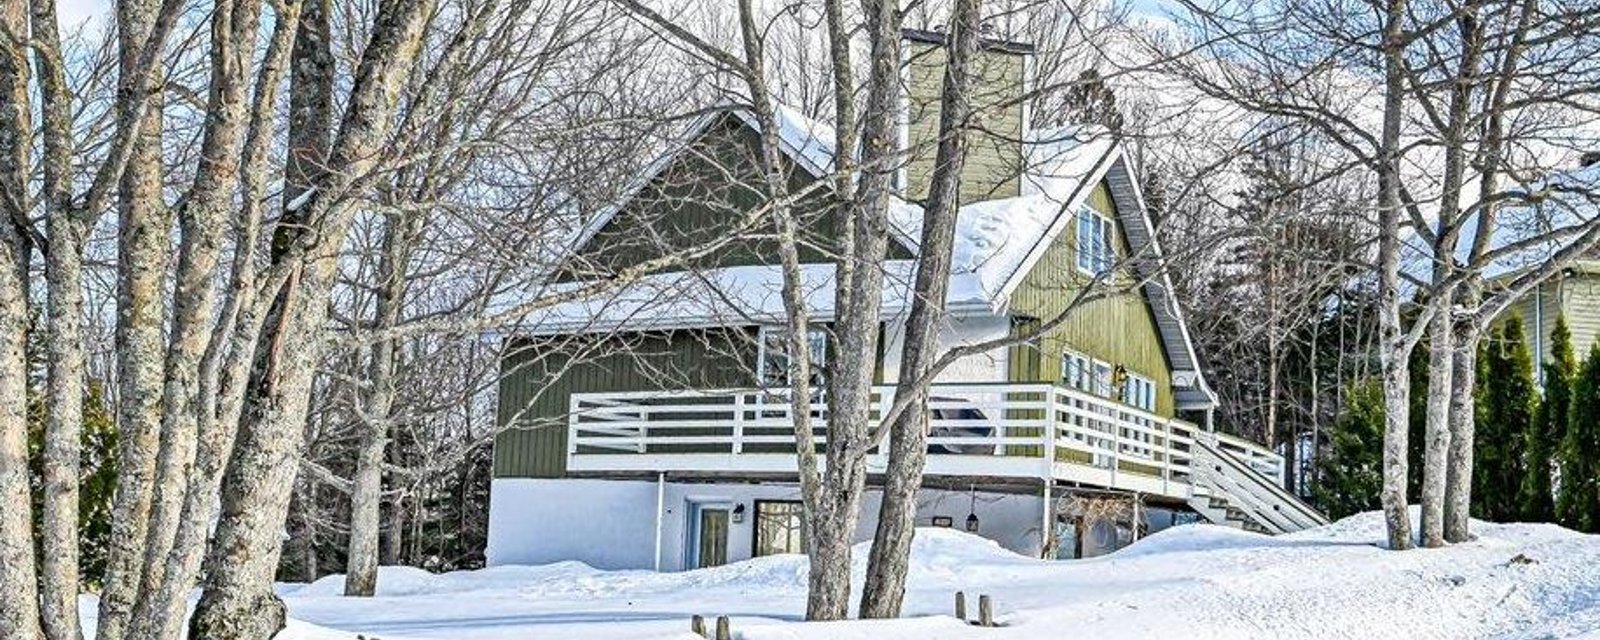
[514,105,1216,409]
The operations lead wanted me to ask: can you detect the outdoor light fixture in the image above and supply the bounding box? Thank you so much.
[732,503,746,523]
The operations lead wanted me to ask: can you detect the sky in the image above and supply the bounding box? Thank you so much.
[58,0,105,28]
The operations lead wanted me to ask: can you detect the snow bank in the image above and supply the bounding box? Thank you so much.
[273,513,1600,640]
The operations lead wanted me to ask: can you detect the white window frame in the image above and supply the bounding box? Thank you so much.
[1061,351,1092,391]
[757,325,828,388]
[1122,372,1156,413]
[1091,360,1114,398]
[1075,206,1115,276]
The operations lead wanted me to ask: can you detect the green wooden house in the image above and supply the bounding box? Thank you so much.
[486,30,1324,572]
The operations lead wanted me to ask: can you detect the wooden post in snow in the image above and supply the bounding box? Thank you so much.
[978,594,993,627]
[954,591,967,622]
[691,615,706,637]
[715,615,732,640]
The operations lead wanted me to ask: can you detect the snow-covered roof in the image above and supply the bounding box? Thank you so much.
[506,104,1215,409]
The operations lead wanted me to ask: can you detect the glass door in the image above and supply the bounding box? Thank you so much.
[687,502,731,569]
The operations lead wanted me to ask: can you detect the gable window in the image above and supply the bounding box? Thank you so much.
[1076,206,1115,275]
[754,500,807,556]
[758,326,828,388]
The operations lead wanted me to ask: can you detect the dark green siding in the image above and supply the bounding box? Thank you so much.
[494,329,757,478]
[559,114,909,282]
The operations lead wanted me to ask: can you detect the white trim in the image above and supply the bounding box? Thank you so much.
[993,145,1121,300]
[653,472,665,571]
[1074,205,1115,277]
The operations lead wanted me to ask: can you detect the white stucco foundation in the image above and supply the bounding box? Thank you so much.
[487,477,1058,571]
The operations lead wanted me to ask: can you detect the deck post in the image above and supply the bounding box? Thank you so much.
[1043,386,1057,476]
[653,471,665,571]
[1162,419,1172,496]
[1041,480,1053,555]
[732,393,745,454]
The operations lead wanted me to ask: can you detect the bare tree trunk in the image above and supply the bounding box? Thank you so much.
[1420,304,1453,547]
[98,0,174,635]
[129,8,300,637]
[1444,319,1480,541]
[801,0,903,619]
[1376,0,1415,552]
[125,3,269,638]
[0,1,41,633]
[346,215,418,596]
[188,0,435,634]
[31,0,88,634]
[859,0,980,619]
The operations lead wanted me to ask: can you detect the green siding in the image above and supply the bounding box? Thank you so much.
[903,40,1025,205]
[561,114,909,282]
[1560,271,1600,358]
[1007,181,1176,418]
[494,330,757,478]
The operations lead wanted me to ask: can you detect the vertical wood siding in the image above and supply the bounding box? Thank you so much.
[1005,182,1177,417]
[903,40,1025,205]
[1561,272,1600,359]
[493,330,758,478]
[560,115,911,283]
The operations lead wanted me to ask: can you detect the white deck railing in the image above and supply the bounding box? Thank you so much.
[566,383,1285,500]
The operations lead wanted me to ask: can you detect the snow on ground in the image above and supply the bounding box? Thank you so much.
[261,512,1600,639]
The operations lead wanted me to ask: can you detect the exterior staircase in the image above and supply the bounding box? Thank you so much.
[1187,434,1329,534]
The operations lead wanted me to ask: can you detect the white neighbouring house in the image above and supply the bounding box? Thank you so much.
[485,30,1326,573]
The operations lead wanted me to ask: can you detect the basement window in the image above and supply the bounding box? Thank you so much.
[1076,206,1115,276]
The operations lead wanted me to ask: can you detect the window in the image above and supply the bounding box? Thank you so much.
[1075,206,1115,275]
[1092,360,1114,397]
[1062,350,1115,398]
[753,501,806,556]
[1061,351,1091,391]
[1122,373,1156,412]
[758,326,828,388]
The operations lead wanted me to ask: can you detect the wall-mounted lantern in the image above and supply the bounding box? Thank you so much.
[965,485,980,532]
[732,503,746,524]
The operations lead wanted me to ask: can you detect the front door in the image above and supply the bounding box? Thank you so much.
[687,502,731,569]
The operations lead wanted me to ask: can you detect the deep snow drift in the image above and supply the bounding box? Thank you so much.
[264,512,1600,639]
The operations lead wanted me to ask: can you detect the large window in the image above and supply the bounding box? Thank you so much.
[1122,373,1157,412]
[1061,351,1091,391]
[1062,350,1115,398]
[753,501,807,556]
[1076,206,1115,275]
[758,326,828,388]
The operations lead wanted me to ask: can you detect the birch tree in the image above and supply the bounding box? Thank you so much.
[0,0,41,634]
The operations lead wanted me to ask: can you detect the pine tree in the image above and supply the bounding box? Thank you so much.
[1473,316,1535,521]
[1312,379,1387,520]
[1558,342,1600,532]
[1521,314,1572,522]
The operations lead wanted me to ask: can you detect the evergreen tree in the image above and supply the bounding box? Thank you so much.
[27,382,118,584]
[1473,316,1535,521]
[1558,342,1600,532]
[1312,379,1387,520]
[1521,314,1572,522]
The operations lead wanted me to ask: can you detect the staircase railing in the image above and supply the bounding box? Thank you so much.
[1192,434,1328,533]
